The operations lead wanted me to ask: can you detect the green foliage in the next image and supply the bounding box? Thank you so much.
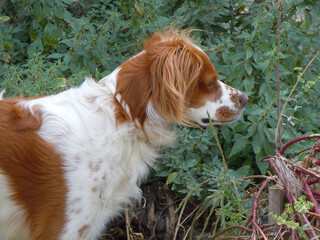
[1,54,89,97]
[155,1,320,204]
[1,0,320,236]
[269,196,316,239]
[167,121,253,238]
[177,172,252,239]
[0,0,174,94]
[156,126,253,199]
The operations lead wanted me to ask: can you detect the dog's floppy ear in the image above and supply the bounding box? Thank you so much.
[147,39,203,124]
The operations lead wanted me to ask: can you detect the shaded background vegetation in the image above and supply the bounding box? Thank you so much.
[1,0,320,238]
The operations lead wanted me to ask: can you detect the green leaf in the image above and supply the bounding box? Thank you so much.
[28,39,43,57]
[229,135,248,158]
[252,135,262,154]
[255,150,269,174]
[44,23,61,46]
[221,126,231,142]
[254,59,269,72]
[235,32,250,39]
[63,0,78,3]
[185,157,198,168]
[155,170,170,178]
[212,25,228,33]
[166,172,178,184]
[29,24,38,41]
[232,165,250,179]
[304,10,312,28]
[245,62,252,75]
[49,78,67,89]
[33,2,44,23]
[0,16,10,24]
[246,46,253,59]
[47,53,64,59]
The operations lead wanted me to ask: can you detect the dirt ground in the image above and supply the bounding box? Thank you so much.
[100,179,212,240]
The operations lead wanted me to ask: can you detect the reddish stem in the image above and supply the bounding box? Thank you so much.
[288,147,311,160]
[268,158,297,239]
[311,190,320,197]
[280,134,320,155]
[211,225,252,239]
[282,158,320,179]
[302,212,317,239]
[252,178,271,240]
[269,158,318,238]
[237,212,253,237]
[308,178,320,185]
[301,174,320,222]
[290,194,318,239]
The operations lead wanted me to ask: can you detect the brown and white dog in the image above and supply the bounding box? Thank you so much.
[0,29,248,240]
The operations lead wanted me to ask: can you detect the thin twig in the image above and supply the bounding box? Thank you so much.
[215,236,249,240]
[308,178,320,185]
[188,197,212,240]
[237,212,253,237]
[301,174,320,221]
[180,204,202,226]
[275,51,320,146]
[280,134,320,155]
[252,178,271,240]
[308,211,320,217]
[269,157,318,238]
[173,199,188,240]
[276,0,282,153]
[208,112,227,174]
[268,158,297,239]
[125,205,131,240]
[211,225,252,239]
[240,175,270,181]
[282,157,320,179]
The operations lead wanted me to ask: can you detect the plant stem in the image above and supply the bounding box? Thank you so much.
[280,134,320,155]
[276,0,282,153]
[211,225,252,239]
[275,51,320,147]
[207,112,226,174]
[300,174,320,221]
[252,178,271,240]
[198,198,219,239]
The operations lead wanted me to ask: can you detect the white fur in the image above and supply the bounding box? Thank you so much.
[17,70,175,239]
[0,89,5,100]
[0,172,30,240]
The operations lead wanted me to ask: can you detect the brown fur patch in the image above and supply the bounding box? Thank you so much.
[189,51,221,108]
[215,106,237,122]
[0,99,67,240]
[115,51,151,126]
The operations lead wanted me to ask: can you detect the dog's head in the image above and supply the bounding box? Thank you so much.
[116,29,248,127]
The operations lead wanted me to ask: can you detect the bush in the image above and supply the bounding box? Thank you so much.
[1,0,320,236]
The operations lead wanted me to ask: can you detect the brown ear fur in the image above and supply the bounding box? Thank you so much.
[146,34,203,124]
[115,29,203,127]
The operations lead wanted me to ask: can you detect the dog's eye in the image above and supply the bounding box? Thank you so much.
[208,81,215,87]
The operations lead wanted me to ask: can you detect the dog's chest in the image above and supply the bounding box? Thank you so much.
[27,90,157,239]
[61,150,146,239]
[59,137,153,239]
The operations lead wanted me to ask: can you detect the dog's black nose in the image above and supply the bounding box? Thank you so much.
[238,93,248,108]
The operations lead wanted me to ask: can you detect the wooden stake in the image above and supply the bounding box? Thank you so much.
[268,184,285,224]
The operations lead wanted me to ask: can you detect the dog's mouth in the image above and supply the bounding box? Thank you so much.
[200,117,239,126]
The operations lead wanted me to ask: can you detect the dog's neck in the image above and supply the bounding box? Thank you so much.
[99,69,176,147]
